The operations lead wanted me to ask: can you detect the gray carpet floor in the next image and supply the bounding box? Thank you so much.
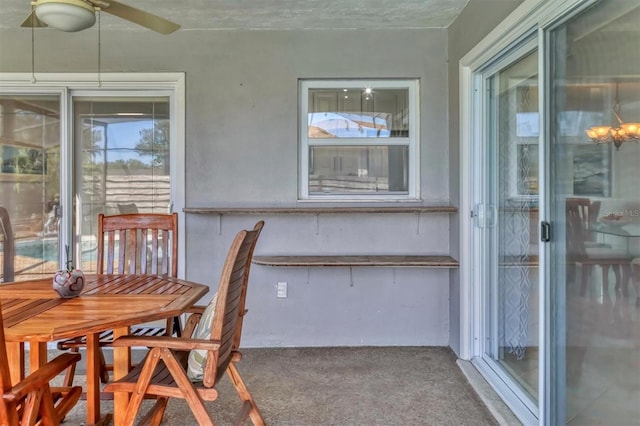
[53,346,497,425]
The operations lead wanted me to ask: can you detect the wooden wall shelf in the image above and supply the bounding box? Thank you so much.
[253,255,459,268]
[184,206,457,215]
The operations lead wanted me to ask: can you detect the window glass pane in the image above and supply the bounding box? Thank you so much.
[0,95,61,282]
[482,48,540,404]
[308,88,409,139]
[74,97,170,273]
[309,145,408,194]
[549,0,640,423]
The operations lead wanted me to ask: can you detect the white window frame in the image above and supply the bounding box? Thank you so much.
[299,79,420,201]
[0,72,186,276]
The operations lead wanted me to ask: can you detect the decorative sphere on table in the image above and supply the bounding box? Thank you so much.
[53,269,85,298]
[53,245,84,298]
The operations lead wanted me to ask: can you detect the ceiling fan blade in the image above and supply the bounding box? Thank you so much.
[20,9,48,28]
[97,0,180,34]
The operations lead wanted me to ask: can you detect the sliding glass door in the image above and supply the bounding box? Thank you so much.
[470,0,639,424]
[1,75,181,282]
[0,94,62,282]
[548,1,640,423]
[474,38,541,422]
[72,95,172,273]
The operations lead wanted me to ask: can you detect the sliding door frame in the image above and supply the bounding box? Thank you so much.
[0,73,186,277]
[459,0,599,424]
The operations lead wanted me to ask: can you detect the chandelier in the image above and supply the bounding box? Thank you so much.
[585,82,640,150]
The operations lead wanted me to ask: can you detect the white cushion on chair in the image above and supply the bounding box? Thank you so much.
[186,293,218,382]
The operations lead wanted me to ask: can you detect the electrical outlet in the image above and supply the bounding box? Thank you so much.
[276,282,287,298]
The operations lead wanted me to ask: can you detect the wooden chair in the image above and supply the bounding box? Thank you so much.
[0,207,15,283]
[566,197,603,247]
[104,221,265,426]
[566,198,631,297]
[0,299,82,425]
[57,212,181,386]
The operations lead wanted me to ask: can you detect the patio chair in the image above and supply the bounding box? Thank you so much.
[57,212,181,386]
[0,207,15,283]
[104,221,265,426]
[0,299,82,425]
[566,197,603,247]
[566,198,631,297]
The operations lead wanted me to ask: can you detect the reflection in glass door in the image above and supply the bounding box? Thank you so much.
[0,95,61,282]
[549,0,640,423]
[478,43,540,415]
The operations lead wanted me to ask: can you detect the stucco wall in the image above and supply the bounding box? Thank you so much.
[182,30,453,347]
[1,27,453,346]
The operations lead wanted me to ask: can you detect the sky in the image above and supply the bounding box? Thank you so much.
[91,119,155,164]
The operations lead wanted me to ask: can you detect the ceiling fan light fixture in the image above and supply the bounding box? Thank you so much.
[35,0,96,32]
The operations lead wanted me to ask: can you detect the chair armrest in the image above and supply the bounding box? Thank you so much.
[178,306,207,337]
[3,353,81,402]
[182,311,203,337]
[184,305,207,314]
[111,335,221,352]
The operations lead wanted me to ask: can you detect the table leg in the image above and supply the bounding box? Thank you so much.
[6,342,24,384]
[28,340,47,373]
[113,326,131,426]
[85,333,101,425]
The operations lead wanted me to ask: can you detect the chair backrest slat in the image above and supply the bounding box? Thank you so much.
[566,198,591,258]
[97,213,178,277]
[203,221,263,387]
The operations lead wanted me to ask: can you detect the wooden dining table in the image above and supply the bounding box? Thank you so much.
[0,274,208,425]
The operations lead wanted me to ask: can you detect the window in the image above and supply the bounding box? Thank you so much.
[299,79,419,200]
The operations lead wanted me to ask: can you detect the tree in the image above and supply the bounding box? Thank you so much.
[134,120,170,173]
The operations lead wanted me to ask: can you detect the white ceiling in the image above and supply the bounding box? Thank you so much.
[1,0,470,32]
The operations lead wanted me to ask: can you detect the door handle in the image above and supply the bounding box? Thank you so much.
[541,221,551,242]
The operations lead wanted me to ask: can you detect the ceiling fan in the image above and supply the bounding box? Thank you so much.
[21,0,180,34]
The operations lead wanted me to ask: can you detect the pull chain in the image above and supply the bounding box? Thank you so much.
[97,10,102,86]
[31,8,36,83]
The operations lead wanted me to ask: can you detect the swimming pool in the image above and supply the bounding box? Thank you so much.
[15,239,59,262]
[15,238,96,262]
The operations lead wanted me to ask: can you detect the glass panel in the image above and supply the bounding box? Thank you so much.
[549,0,640,423]
[0,95,61,282]
[308,87,409,139]
[74,97,171,273]
[309,145,408,195]
[485,49,539,401]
